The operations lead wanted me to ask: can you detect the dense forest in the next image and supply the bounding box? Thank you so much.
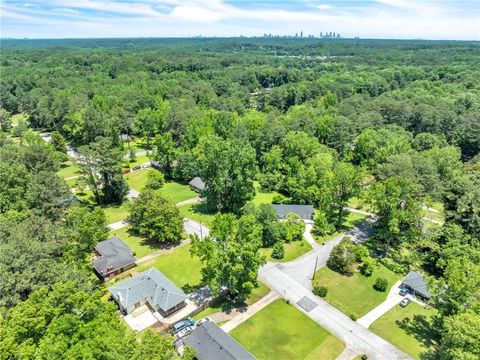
[1,38,479,359]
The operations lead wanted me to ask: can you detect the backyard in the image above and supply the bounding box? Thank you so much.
[370,302,438,359]
[312,264,401,318]
[135,244,203,290]
[108,226,160,258]
[230,299,344,360]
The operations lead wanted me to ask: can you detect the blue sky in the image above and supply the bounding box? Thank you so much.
[1,0,479,40]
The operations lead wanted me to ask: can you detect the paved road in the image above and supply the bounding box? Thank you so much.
[108,220,128,231]
[176,196,201,207]
[259,264,411,360]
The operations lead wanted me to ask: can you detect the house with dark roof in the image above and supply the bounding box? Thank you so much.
[176,321,256,360]
[109,268,187,317]
[272,204,314,220]
[92,236,136,280]
[189,177,206,192]
[401,270,432,300]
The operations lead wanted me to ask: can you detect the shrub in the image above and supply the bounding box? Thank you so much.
[350,313,358,321]
[327,237,356,275]
[272,194,287,204]
[360,257,378,277]
[313,285,328,297]
[374,277,388,292]
[271,242,285,259]
[145,170,165,190]
[361,355,368,360]
[379,257,408,274]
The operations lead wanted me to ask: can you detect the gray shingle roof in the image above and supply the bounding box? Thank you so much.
[181,321,256,360]
[93,236,136,277]
[402,270,432,299]
[272,204,314,220]
[109,268,187,313]
[189,177,206,191]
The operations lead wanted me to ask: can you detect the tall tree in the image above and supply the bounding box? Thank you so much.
[199,137,257,213]
[367,177,422,253]
[190,213,264,301]
[154,131,177,178]
[127,191,183,245]
[78,137,128,204]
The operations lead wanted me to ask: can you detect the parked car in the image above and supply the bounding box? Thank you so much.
[399,287,409,296]
[176,325,194,339]
[172,318,195,334]
[196,317,211,326]
[400,298,411,307]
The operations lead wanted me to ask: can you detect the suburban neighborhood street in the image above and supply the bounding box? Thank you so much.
[259,264,412,360]
[258,221,412,360]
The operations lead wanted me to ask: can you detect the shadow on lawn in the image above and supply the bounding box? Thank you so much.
[189,202,215,216]
[397,314,439,349]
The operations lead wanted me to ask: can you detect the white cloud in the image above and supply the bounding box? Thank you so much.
[1,0,478,40]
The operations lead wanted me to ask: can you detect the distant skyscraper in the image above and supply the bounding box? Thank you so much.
[300,31,303,38]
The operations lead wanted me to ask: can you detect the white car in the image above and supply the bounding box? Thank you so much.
[176,325,194,339]
[196,317,211,326]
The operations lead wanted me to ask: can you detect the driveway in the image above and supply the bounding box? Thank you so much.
[357,281,403,328]
[183,218,210,239]
[259,264,411,360]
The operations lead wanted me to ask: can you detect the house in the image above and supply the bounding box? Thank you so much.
[151,160,165,172]
[272,204,314,220]
[109,268,187,317]
[92,236,136,280]
[176,321,256,360]
[189,177,206,192]
[401,270,432,300]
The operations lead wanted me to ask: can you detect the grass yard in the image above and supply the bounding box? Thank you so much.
[370,302,437,359]
[135,244,203,290]
[122,154,151,168]
[124,168,152,191]
[230,300,344,360]
[260,238,312,263]
[159,181,197,203]
[11,113,28,126]
[125,169,197,203]
[178,202,216,227]
[251,182,282,205]
[315,212,368,244]
[57,161,82,179]
[103,202,130,224]
[313,264,401,318]
[193,282,270,321]
[108,226,159,258]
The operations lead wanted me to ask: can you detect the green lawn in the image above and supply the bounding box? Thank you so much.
[124,169,196,203]
[314,212,368,244]
[370,303,437,359]
[251,182,282,205]
[193,282,271,321]
[135,244,203,290]
[103,202,130,224]
[11,113,28,126]
[57,161,81,179]
[260,238,312,262]
[124,168,152,191]
[159,181,197,203]
[231,300,344,360]
[178,202,216,227]
[313,264,401,318]
[108,226,159,258]
[122,154,151,168]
